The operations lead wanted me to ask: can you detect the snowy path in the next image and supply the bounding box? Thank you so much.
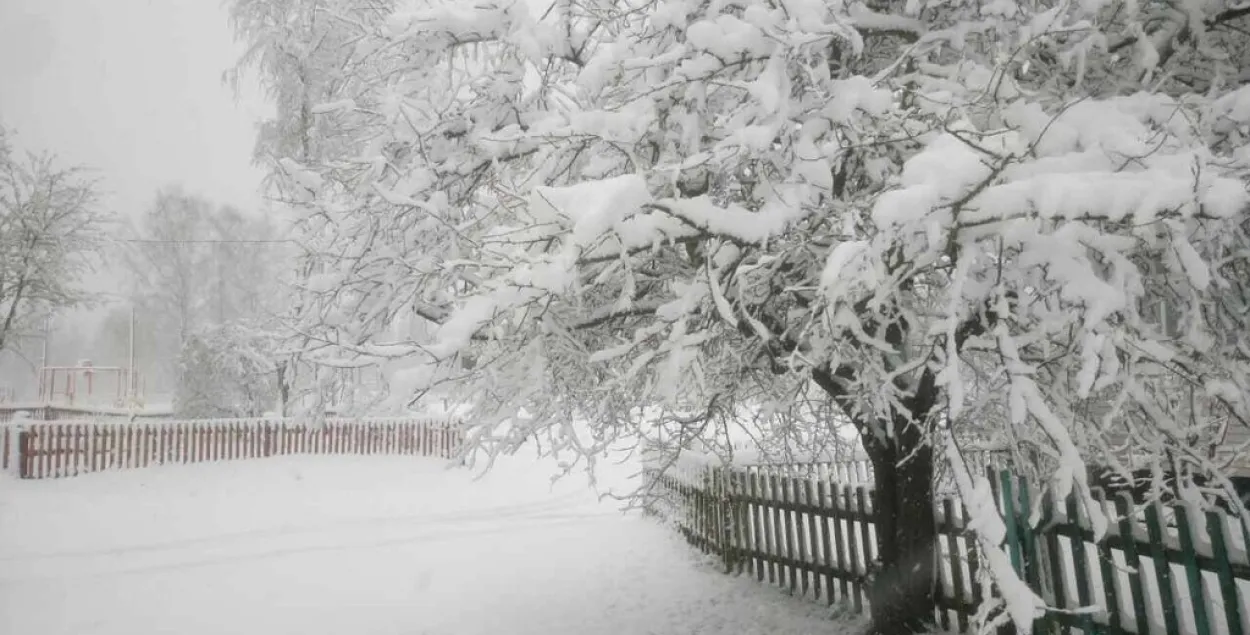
[0,453,839,635]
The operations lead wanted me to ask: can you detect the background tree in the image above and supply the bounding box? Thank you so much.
[232,1,1250,633]
[118,186,291,407]
[174,321,281,418]
[0,125,106,355]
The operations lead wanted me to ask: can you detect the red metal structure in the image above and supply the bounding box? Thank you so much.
[37,361,141,408]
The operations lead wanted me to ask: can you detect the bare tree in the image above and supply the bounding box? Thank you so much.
[0,127,106,354]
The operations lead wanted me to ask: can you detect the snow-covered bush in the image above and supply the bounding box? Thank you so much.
[174,322,281,419]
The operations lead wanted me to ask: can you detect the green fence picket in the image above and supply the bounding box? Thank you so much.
[1206,510,1243,635]
[646,458,1250,635]
[1114,493,1150,635]
[1091,489,1122,635]
[1144,502,1180,635]
[1065,493,1094,635]
[1173,503,1211,635]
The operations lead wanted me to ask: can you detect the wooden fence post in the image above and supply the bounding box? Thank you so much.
[18,428,32,479]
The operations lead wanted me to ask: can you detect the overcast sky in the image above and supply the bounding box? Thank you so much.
[0,0,271,220]
[0,0,273,345]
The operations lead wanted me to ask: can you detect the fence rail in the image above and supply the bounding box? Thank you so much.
[2,418,462,479]
[647,461,1250,635]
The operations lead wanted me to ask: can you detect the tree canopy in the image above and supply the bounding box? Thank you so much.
[231,1,1250,631]
[0,126,106,354]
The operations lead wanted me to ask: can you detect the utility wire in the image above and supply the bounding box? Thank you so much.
[112,238,296,244]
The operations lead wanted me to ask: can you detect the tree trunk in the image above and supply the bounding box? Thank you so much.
[863,437,938,635]
[813,365,940,635]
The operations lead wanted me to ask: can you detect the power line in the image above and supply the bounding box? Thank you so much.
[111,238,296,245]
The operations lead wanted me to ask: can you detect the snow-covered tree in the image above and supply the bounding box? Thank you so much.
[119,187,292,401]
[232,0,1250,632]
[0,126,106,354]
[174,321,282,418]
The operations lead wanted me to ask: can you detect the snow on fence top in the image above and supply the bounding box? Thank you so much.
[2,417,465,479]
[1,414,460,427]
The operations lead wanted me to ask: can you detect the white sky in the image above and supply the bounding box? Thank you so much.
[0,0,271,219]
[0,0,274,354]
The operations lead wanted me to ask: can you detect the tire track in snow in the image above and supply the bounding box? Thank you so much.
[0,508,625,585]
[0,489,597,564]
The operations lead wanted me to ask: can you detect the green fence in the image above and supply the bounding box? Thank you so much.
[645,461,1250,635]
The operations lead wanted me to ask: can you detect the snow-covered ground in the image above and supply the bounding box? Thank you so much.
[0,451,843,634]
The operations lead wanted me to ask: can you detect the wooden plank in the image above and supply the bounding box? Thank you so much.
[18,429,32,478]
[855,487,872,611]
[1065,493,1094,634]
[139,424,149,468]
[793,477,810,596]
[704,469,714,555]
[65,424,76,477]
[843,485,862,611]
[194,422,203,463]
[51,425,63,478]
[1173,503,1211,635]
[718,470,732,571]
[159,424,168,465]
[62,427,74,475]
[831,482,850,604]
[81,424,91,474]
[964,502,983,609]
[222,423,231,460]
[203,423,212,462]
[783,477,798,592]
[1001,472,1023,575]
[1144,502,1180,635]
[944,498,968,632]
[125,424,135,469]
[71,424,80,476]
[750,471,765,582]
[816,480,836,605]
[1091,489,1123,634]
[804,478,821,601]
[133,424,142,469]
[91,425,101,472]
[728,470,742,574]
[1017,478,1041,592]
[205,422,214,462]
[1206,510,1244,635]
[732,470,747,575]
[52,425,63,478]
[187,423,196,463]
[765,474,780,585]
[1037,489,1067,634]
[74,423,85,476]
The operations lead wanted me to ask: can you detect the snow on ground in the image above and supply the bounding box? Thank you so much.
[0,450,843,635]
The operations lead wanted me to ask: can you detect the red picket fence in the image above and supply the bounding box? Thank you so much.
[2,418,463,479]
